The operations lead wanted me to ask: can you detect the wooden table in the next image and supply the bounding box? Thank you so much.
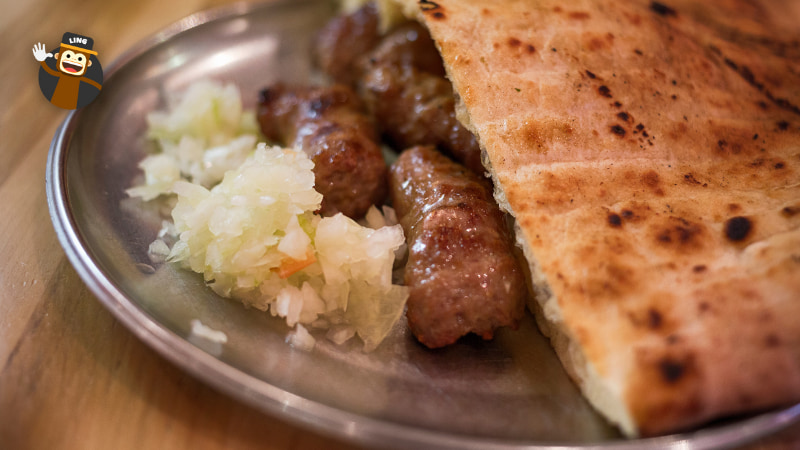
[1,0,798,449]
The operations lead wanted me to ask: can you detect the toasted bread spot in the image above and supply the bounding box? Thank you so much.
[659,358,686,383]
[683,173,701,185]
[782,205,800,217]
[648,309,663,329]
[642,171,659,186]
[765,334,781,348]
[650,2,677,17]
[587,34,613,51]
[654,217,704,250]
[420,0,445,19]
[724,216,752,242]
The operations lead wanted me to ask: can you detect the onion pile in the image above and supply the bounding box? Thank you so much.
[128,81,409,351]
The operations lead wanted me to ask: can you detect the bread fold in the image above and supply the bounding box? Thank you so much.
[400,0,800,436]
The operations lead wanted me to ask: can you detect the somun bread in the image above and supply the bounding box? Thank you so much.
[396,0,800,437]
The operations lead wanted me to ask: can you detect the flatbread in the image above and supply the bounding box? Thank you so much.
[399,0,800,437]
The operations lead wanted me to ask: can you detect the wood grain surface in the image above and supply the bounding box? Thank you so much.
[0,0,797,449]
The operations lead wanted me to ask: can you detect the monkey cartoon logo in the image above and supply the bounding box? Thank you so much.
[33,32,103,110]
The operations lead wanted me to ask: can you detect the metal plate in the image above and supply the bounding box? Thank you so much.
[46,1,800,448]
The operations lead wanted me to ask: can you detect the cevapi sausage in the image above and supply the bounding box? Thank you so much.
[313,4,484,174]
[312,2,382,88]
[389,146,527,348]
[361,63,484,175]
[314,3,445,86]
[258,83,387,218]
[362,20,446,79]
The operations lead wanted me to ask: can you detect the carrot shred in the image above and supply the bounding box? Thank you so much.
[274,251,316,279]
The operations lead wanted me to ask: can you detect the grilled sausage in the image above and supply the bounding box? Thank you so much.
[361,63,484,175]
[258,83,388,218]
[312,2,381,88]
[313,4,444,86]
[389,146,527,348]
[363,21,446,79]
[312,4,484,174]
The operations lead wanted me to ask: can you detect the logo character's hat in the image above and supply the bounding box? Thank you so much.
[60,32,97,56]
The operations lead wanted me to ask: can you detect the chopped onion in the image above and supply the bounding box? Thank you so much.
[166,144,408,351]
[130,81,409,352]
[287,324,316,351]
[127,80,260,200]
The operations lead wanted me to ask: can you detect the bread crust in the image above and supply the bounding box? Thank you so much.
[406,0,800,437]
